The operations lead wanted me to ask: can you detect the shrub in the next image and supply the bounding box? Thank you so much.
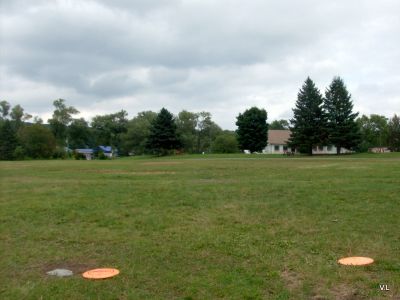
[98,151,107,160]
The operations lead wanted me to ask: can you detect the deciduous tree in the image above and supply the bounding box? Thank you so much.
[236,107,268,152]
[91,110,128,151]
[121,111,157,155]
[387,114,400,151]
[0,120,17,160]
[48,99,79,146]
[0,100,11,120]
[211,131,239,153]
[18,124,56,158]
[68,118,93,149]
[269,119,289,130]
[196,112,222,153]
[176,110,198,153]
[356,114,388,151]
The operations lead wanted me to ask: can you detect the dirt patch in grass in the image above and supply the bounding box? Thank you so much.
[132,171,176,175]
[85,169,176,175]
[41,260,98,276]
[311,283,362,300]
[141,161,183,166]
[281,269,303,291]
[327,283,362,300]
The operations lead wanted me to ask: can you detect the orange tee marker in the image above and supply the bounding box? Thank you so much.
[82,268,120,279]
[338,257,374,266]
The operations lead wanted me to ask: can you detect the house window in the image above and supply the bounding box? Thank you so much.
[313,147,317,152]
[274,145,280,151]
[327,146,333,151]
[283,146,288,151]
[318,146,324,151]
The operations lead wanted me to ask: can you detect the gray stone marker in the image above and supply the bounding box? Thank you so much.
[47,269,73,277]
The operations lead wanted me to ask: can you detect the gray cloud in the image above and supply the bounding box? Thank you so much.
[1,0,399,129]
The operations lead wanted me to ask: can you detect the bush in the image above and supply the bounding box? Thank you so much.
[13,146,25,160]
[211,133,239,153]
[73,151,86,160]
[98,151,107,160]
[17,124,56,158]
[53,147,68,159]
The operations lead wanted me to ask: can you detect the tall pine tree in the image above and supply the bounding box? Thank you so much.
[145,108,181,156]
[324,77,360,154]
[289,77,327,155]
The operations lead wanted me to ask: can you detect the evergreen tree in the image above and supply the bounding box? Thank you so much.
[324,77,360,154]
[145,108,181,155]
[235,107,268,152]
[0,120,18,160]
[289,77,327,155]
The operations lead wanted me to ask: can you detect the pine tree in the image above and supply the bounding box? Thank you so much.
[145,108,181,155]
[0,120,18,160]
[235,107,268,152]
[324,77,360,154]
[289,77,327,155]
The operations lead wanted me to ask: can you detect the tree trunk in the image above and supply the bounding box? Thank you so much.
[336,146,341,155]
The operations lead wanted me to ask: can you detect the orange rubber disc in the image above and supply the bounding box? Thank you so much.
[338,257,374,266]
[82,268,120,279]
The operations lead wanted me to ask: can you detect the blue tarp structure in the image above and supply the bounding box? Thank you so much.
[97,146,112,153]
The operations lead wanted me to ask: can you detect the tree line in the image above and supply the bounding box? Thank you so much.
[235,77,399,155]
[0,99,240,159]
[0,76,399,159]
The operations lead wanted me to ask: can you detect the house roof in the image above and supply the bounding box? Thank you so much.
[98,146,112,152]
[76,149,94,154]
[268,130,291,145]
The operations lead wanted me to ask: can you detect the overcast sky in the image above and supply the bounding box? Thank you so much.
[1,0,399,129]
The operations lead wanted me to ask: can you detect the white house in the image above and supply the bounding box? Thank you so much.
[263,130,293,154]
[263,130,353,154]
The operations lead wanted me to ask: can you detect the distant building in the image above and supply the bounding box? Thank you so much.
[74,146,116,160]
[75,149,94,160]
[97,146,115,158]
[263,130,293,154]
[263,130,353,154]
[368,147,391,153]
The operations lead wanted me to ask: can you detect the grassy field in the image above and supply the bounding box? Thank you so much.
[1,153,399,299]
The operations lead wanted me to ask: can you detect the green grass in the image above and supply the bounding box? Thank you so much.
[1,153,399,299]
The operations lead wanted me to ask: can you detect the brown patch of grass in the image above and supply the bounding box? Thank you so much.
[281,269,303,291]
[328,284,362,300]
[132,171,176,175]
[141,161,182,166]
[41,259,98,276]
[85,169,176,175]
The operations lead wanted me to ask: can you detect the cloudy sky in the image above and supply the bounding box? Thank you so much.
[1,0,399,129]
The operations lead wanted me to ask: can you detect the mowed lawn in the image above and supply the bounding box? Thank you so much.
[1,154,399,299]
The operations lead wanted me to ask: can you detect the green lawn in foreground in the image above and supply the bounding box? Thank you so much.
[0,153,399,299]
